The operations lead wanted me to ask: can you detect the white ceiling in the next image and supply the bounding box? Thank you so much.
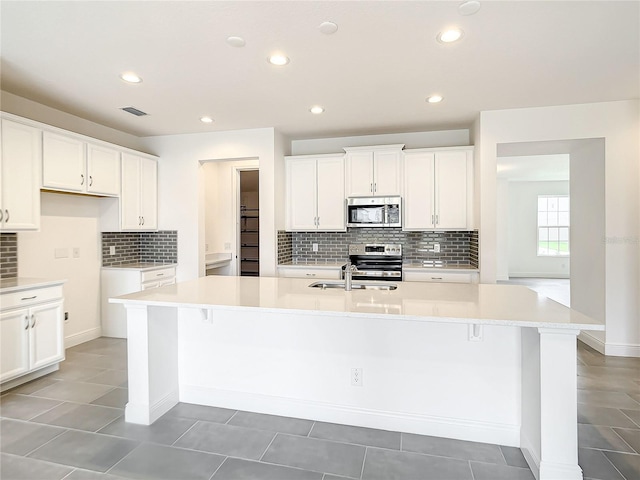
[1,1,638,140]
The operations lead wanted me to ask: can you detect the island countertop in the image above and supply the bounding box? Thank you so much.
[111,275,603,331]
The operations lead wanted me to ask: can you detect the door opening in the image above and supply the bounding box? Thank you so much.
[239,170,259,276]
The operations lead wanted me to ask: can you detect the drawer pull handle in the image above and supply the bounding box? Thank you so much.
[156,273,164,276]
[431,277,443,280]
[21,295,37,301]
[306,273,316,277]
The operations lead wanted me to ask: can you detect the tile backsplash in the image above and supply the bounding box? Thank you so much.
[102,231,178,266]
[278,228,479,268]
[0,233,18,279]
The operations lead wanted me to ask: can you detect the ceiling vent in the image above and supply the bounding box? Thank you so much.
[120,106,148,117]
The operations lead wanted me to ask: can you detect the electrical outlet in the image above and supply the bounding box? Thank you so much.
[433,243,441,253]
[109,246,116,255]
[73,247,80,258]
[351,367,363,387]
[312,243,319,252]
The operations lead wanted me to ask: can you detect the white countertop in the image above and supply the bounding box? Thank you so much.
[111,275,603,331]
[102,263,176,271]
[0,277,66,293]
[205,253,232,269]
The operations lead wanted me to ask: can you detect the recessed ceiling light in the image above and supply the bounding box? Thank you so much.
[200,116,214,123]
[427,95,444,104]
[310,105,325,114]
[226,36,246,47]
[268,54,290,66]
[458,0,481,16]
[437,27,464,44]
[319,21,338,35]
[120,72,142,84]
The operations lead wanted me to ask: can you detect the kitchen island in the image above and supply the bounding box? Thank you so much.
[111,275,603,480]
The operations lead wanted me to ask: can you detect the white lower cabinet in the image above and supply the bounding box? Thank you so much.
[403,269,479,284]
[101,265,176,338]
[0,284,65,388]
[277,266,342,280]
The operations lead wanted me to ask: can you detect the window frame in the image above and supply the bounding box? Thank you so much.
[537,195,570,257]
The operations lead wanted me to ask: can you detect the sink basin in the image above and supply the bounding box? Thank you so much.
[308,281,397,291]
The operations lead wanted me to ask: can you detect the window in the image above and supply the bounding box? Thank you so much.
[538,195,569,256]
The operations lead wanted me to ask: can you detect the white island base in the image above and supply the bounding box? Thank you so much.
[112,276,604,480]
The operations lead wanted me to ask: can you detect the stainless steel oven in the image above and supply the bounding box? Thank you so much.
[342,243,403,281]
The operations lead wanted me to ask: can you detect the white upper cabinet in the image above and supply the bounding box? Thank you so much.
[86,143,120,196]
[403,147,474,230]
[344,145,403,197]
[42,131,86,192]
[285,154,345,231]
[121,153,158,230]
[0,119,41,231]
[42,132,121,196]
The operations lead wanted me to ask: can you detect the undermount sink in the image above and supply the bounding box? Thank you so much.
[308,281,398,291]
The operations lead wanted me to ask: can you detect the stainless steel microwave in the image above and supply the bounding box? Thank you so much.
[346,196,402,228]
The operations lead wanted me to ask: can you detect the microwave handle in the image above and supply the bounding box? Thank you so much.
[383,204,389,224]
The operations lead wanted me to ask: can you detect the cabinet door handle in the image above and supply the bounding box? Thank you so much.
[21,295,37,301]
[138,216,142,225]
[0,209,3,222]
[31,314,36,328]
[80,174,85,185]
[370,183,373,193]
[374,182,377,193]
[141,216,145,226]
[431,214,434,225]
[435,214,439,225]
[24,315,29,330]
[316,216,320,226]
[4,209,9,223]
[89,175,93,186]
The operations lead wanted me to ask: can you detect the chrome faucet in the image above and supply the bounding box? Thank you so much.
[344,262,356,291]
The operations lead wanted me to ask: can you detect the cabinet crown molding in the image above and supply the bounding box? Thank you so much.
[342,144,405,153]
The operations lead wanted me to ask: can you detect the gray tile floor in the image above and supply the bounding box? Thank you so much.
[1,336,638,480]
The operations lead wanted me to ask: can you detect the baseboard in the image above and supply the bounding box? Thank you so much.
[125,389,179,425]
[65,326,102,349]
[1,364,59,393]
[521,433,541,480]
[605,342,640,358]
[579,333,640,358]
[579,331,605,354]
[508,273,570,279]
[180,384,520,447]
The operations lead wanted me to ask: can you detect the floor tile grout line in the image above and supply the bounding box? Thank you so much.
[599,450,633,480]
[104,440,146,476]
[307,420,316,437]
[20,425,69,458]
[171,419,201,447]
[359,446,368,480]
[208,455,229,479]
[468,460,476,480]
[223,410,239,425]
[619,410,640,429]
[258,431,279,462]
[59,467,78,480]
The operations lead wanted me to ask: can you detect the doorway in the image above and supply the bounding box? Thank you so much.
[238,169,259,276]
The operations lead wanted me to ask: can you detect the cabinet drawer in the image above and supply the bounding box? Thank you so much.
[1,286,63,311]
[278,267,341,280]
[403,271,477,284]
[140,267,175,284]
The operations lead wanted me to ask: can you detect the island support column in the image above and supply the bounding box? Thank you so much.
[124,304,179,425]
[522,327,582,480]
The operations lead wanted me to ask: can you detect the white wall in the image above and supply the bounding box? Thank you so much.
[291,129,470,155]
[507,181,570,278]
[478,100,640,356]
[140,128,278,281]
[18,193,102,347]
[1,91,147,152]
